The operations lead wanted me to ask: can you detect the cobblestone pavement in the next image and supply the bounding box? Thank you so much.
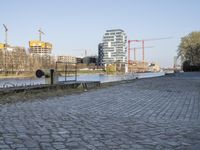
[0,73,200,149]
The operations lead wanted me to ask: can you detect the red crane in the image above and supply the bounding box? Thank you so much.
[129,46,154,62]
[128,37,172,64]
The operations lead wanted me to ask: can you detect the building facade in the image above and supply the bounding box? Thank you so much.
[102,29,127,65]
[0,43,5,71]
[98,43,104,66]
[76,57,83,64]
[82,56,97,65]
[0,43,4,50]
[148,63,160,72]
[29,40,52,55]
[57,55,76,63]
[28,41,53,70]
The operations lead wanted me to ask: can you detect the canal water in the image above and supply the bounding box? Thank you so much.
[0,72,165,88]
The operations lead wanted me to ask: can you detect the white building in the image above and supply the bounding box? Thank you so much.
[57,55,76,63]
[148,63,161,72]
[102,29,127,65]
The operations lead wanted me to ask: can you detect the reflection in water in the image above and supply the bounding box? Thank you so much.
[0,72,164,88]
[0,78,44,88]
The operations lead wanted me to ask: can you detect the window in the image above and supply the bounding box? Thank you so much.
[108,42,111,47]
[108,52,111,58]
[114,47,116,52]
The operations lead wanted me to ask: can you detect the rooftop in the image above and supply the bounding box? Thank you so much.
[106,29,124,32]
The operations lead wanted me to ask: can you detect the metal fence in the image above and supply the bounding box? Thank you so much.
[55,61,77,82]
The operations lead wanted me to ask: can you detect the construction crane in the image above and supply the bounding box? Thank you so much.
[130,46,154,62]
[73,49,88,57]
[38,28,45,41]
[128,37,172,64]
[3,24,8,75]
[3,24,8,45]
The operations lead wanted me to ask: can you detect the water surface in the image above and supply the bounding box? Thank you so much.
[0,72,164,88]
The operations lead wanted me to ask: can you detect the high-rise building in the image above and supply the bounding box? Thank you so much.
[98,43,104,66]
[102,29,127,65]
[29,40,52,55]
[28,41,53,69]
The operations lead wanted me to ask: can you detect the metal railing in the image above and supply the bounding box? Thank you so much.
[55,61,77,82]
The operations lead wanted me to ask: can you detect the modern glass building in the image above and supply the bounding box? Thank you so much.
[102,29,127,65]
[98,43,104,66]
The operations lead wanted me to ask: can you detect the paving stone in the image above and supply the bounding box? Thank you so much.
[52,143,66,149]
[10,144,26,149]
[0,144,10,149]
[0,74,200,149]
[16,148,28,150]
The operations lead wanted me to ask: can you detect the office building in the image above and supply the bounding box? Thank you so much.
[57,55,76,63]
[83,56,97,65]
[98,43,104,66]
[76,57,83,64]
[102,29,127,65]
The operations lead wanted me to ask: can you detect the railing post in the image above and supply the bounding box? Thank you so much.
[65,62,67,82]
[75,63,77,81]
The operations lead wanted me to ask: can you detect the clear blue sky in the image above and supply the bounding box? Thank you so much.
[1,0,200,67]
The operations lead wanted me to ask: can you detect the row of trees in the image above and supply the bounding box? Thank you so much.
[0,48,99,76]
[0,48,55,75]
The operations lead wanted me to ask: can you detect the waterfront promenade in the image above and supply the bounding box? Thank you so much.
[0,72,200,149]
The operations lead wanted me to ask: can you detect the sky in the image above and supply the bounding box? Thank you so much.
[1,0,200,67]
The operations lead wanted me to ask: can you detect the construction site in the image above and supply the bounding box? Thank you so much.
[127,37,172,73]
[0,24,173,76]
[0,27,55,75]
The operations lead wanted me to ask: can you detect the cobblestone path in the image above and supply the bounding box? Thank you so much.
[0,73,200,149]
